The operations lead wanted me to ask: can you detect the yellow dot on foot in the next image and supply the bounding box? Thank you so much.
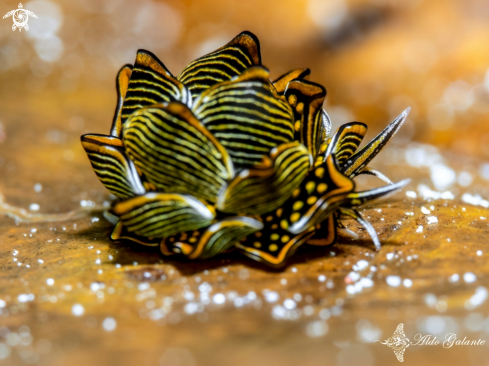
[290,212,300,223]
[317,183,328,194]
[288,95,297,106]
[315,167,325,179]
[306,181,316,193]
[307,196,317,205]
[293,201,304,211]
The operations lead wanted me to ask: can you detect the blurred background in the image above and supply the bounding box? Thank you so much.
[1,0,489,210]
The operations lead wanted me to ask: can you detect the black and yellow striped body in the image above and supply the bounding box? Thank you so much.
[111,193,215,239]
[178,31,261,100]
[120,50,189,126]
[80,30,411,268]
[193,67,295,170]
[284,79,326,158]
[81,134,145,199]
[123,103,234,203]
[326,122,367,165]
[217,141,311,215]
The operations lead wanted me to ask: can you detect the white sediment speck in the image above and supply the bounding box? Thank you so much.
[465,287,488,310]
[386,253,394,260]
[417,184,455,200]
[359,278,374,288]
[353,260,369,271]
[213,293,226,304]
[464,272,477,283]
[18,294,34,303]
[406,191,417,198]
[347,272,360,282]
[346,285,356,294]
[46,278,54,286]
[263,291,279,303]
[462,193,489,208]
[305,320,328,338]
[72,304,84,316]
[29,203,40,211]
[138,283,150,291]
[424,293,437,307]
[427,216,438,224]
[458,171,472,187]
[283,299,296,310]
[184,302,199,314]
[421,207,431,214]
[318,275,326,282]
[416,225,423,233]
[477,250,483,256]
[386,275,401,287]
[271,305,287,319]
[403,279,413,288]
[102,317,117,331]
[431,164,456,191]
[319,308,330,320]
[449,274,459,282]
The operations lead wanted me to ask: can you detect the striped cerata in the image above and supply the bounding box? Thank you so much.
[81,31,411,267]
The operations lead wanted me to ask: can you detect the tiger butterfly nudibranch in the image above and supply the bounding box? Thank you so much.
[81,30,411,267]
